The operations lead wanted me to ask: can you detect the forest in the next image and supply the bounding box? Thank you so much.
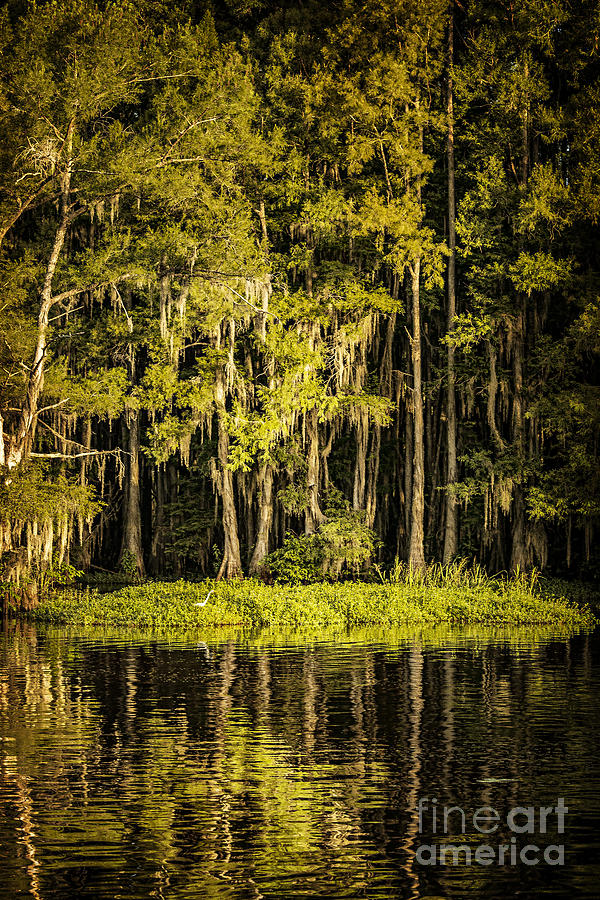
[1,0,599,591]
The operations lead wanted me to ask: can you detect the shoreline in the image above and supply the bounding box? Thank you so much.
[28,577,597,629]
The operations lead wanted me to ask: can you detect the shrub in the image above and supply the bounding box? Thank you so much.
[266,508,376,584]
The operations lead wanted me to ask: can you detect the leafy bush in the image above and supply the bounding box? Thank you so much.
[119,550,141,582]
[266,507,376,583]
[264,533,322,583]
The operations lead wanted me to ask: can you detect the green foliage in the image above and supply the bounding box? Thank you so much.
[31,576,596,629]
[265,507,377,584]
[35,560,84,597]
[1,0,599,587]
[0,463,97,527]
[119,550,141,583]
[161,451,218,573]
[264,533,322,584]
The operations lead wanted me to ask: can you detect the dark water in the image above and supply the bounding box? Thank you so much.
[0,623,599,899]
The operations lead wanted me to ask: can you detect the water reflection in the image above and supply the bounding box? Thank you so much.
[0,624,598,899]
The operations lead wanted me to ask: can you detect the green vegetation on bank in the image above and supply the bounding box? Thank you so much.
[1,0,600,593]
[30,568,596,629]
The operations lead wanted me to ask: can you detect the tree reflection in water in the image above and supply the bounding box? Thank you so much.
[0,624,598,899]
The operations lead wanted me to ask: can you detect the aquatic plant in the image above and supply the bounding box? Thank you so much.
[30,574,596,630]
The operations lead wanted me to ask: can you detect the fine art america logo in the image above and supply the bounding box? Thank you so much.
[415,797,567,866]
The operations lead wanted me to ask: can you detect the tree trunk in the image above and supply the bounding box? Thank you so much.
[404,395,413,555]
[119,409,146,578]
[216,411,242,580]
[409,258,426,571]
[402,285,413,555]
[212,318,243,581]
[486,339,505,447]
[79,417,92,571]
[353,409,369,511]
[305,408,326,535]
[443,11,459,564]
[7,120,75,470]
[249,464,274,575]
[365,425,381,529]
[511,64,531,573]
[511,485,528,572]
[510,305,527,572]
[427,397,444,550]
[150,463,166,575]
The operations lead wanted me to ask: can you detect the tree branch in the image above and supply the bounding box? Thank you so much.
[29,449,125,460]
[0,176,54,247]
[50,273,138,306]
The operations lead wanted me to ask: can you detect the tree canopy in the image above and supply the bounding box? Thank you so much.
[1,0,599,587]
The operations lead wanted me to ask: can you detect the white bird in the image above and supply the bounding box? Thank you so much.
[194,588,214,608]
[196,641,210,659]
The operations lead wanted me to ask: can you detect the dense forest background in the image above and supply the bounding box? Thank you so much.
[1,0,599,586]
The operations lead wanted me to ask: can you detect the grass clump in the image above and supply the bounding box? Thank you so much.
[30,562,597,629]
